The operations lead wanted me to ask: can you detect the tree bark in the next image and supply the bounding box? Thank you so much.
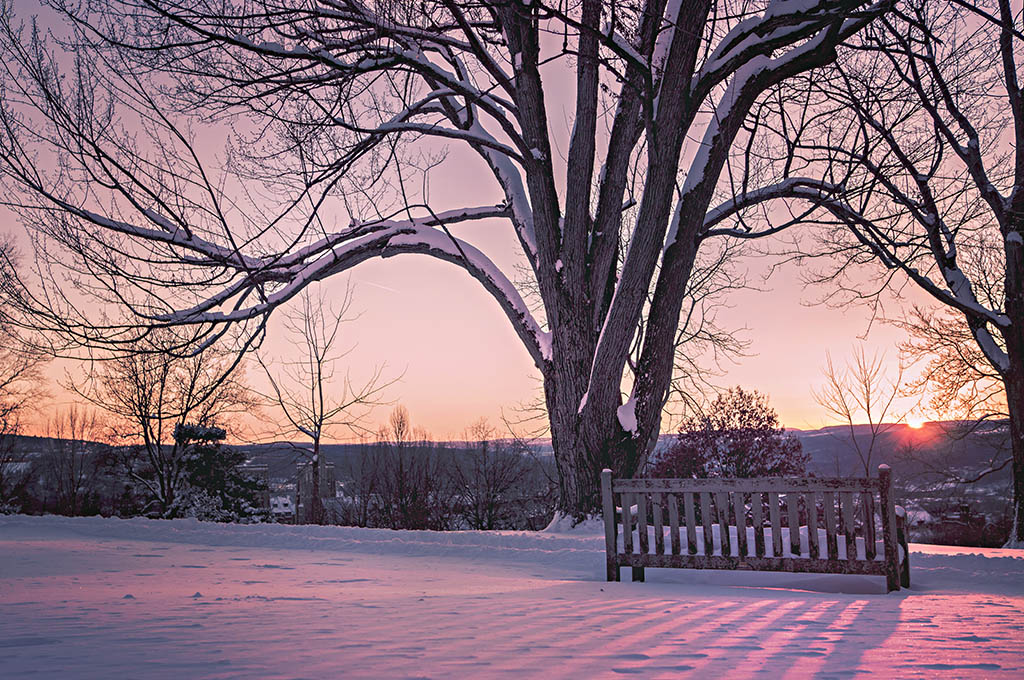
[548,401,639,519]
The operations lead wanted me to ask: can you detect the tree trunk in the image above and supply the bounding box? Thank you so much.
[310,439,324,525]
[1001,216,1024,545]
[1005,373,1024,545]
[547,374,645,520]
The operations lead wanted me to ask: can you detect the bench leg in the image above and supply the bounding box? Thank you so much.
[886,569,900,592]
[898,527,910,588]
[631,566,645,582]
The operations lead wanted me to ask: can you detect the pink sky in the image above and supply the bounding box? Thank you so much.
[19,243,927,443]
[4,116,932,442]
[318,244,927,440]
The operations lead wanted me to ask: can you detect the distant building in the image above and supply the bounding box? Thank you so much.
[269,495,295,520]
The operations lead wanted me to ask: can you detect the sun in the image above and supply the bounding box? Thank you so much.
[906,416,925,429]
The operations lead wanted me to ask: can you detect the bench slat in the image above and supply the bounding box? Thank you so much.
[684,491,697,555]
[733,491,748,558]
[842,491,857,561]
[716,492,732,557]
[668,494,680,556]
[652,492,665,555]
[613,477,878,493]
[787,492,802,557]
[637,493,649,555]
[807,492,820,559]
[601,470,618,582]
[769,492,782,557]
[824,491,838,561]
[863,492,877,560]
[613,552,889,576]
[700,492,714,556]
[621,493,633,554]
[751,492,765,557]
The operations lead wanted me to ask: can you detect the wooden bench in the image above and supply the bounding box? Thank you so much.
[600,465,910,592]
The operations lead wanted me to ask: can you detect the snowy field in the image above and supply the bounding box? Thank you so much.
[1,515,1022,679]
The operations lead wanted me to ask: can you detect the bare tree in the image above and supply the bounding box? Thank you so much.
[0,0,889,518]
[372,406,458,529]
[455,418,530,530]
[0,238,49,512]
[76,338,256,516]
[0,343,47,512]
[897,306,1006,426]
[891,305,1014,488]
[755,1,1024,542]
[256,285,389,523]
[338,436,381,527]
[814,348,906,476]
[44,405,104,515]
[373,407,428,529]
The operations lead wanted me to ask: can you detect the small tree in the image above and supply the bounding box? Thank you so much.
[373,406,458,530]
[455,418,531,530]
[256,285,389,524]
[78,337,256,517]
[171,423,268,522]
[44,406,105,516]
[338,437,381,528]
[814,348,906,476]
[651,387,807,479]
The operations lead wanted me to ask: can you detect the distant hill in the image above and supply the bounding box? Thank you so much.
[8,419,1010,488]
[788,421,1010,483]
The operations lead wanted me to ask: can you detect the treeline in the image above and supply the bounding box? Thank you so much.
[324,413,557,531]
[1,405,560,531]
[1,417,269,521]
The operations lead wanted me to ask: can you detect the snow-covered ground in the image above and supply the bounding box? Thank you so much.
[1,516,1022,679]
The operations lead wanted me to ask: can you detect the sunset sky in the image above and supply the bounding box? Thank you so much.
[6,192,929,442]
[2,116,934,442]
[308,240,928,440]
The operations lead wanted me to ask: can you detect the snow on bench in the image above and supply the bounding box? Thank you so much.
[600,465,910,592]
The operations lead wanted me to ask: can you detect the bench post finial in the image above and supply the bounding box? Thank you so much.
[601,469,619,582]
[879,465,901,592]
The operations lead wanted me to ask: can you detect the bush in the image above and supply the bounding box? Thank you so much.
[651,387,808,479]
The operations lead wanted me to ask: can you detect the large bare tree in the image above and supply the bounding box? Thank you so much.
[762,0,1024,543]
[0,0,887,517]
